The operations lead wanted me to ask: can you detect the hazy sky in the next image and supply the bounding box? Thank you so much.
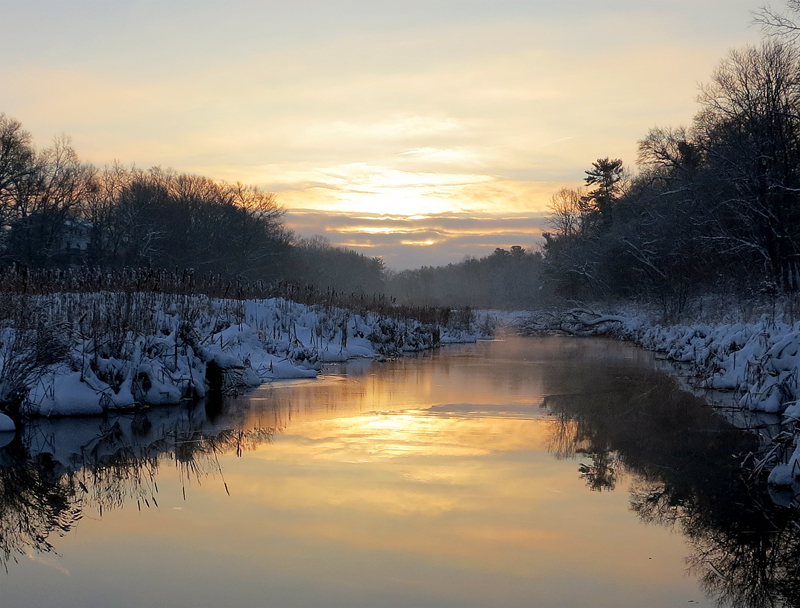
[0,0,764,268]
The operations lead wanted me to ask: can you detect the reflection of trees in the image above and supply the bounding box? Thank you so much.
[545,407,620,491]
[578,451,619,492]
[0,445,82,570]
[76,420,275,510]
[542,366,800,608]
[0,403,278,570]
[546,410,586,459]
[631,478,800,608]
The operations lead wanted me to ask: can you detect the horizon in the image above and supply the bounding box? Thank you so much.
[0,0,762,269]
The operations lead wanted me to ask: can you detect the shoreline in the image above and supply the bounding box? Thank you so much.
[517,308,800,499]
[0,292,489,425]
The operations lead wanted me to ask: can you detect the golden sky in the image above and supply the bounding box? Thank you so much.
[0,0,762,268]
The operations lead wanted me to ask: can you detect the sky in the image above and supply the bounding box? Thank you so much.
[0,0,765,269]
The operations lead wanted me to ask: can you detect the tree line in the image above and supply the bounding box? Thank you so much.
[0,113,538,308]
[0,118,384,294]
[541,3,800,316]
[10,0,797,315]
[385,245,545,309]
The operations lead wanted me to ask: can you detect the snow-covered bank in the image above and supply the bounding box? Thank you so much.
[519,309,800,492]
[0,293,488,420]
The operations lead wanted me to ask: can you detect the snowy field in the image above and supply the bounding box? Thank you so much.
[0,293,489,426]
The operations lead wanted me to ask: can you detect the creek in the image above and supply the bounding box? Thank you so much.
[1,336,797,608]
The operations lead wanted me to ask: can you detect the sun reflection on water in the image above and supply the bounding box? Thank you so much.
[1,337,724,608]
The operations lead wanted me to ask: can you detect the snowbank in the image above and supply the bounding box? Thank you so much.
[0,294,487,418]
[519,309,800,490]
[634,321,800,416]
[0,413,14,433]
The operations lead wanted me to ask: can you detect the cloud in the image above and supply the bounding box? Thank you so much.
[254,165,578,218]
[284,208,550,269]
[2,12,756,178]
[0,0,761,268]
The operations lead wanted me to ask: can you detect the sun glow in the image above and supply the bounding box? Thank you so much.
[0,0,760,268]
[289,165,497,216]
[336,226,402,235]
[400,239,438,246]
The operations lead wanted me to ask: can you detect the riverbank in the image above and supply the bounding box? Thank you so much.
[3,335,747,607]
[0,292,489,422]
[518,308,800,494]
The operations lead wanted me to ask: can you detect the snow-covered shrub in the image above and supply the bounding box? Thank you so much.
[0,299,70,417]
[0,293,488,419]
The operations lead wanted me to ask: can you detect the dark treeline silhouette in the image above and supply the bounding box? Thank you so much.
[0,113,537,310]
[289,235,385,296]
[385,245,545,309]
[10,5,800,315]
[542,5,800,317]
[0,120,384,296]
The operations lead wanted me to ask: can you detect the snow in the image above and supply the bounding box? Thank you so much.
[0,412,14,432]
[768,441,800,486]
[0,294,488,419]
[632,320,800,417]
[518,309,800,491]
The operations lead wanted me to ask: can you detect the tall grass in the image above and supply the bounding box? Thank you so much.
[0,265,470,326]
[0,267,479,415]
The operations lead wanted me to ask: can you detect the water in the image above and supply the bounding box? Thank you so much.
[0,336,797,607]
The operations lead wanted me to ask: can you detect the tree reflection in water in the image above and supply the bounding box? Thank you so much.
[542,367,800,608]
[0,401,276,571]
[0,442,82,570]
[3,339,800,608]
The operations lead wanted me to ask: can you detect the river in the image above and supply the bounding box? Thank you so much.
[0,336,797,607]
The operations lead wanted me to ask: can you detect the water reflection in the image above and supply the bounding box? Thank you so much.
[0,402,277,569]
[0,446,81,569]
[0,337,798,608]
[539,347,800,608]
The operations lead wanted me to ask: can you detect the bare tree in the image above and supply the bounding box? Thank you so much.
[547,187,586,238]
[638,127,701,176]
[0,115,38,246]
[84,162,135,266]
[695,41,800,290]
[755,1,800,40]
[6,135,96,266]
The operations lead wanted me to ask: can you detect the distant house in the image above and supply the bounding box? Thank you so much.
[60,218,92,263]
